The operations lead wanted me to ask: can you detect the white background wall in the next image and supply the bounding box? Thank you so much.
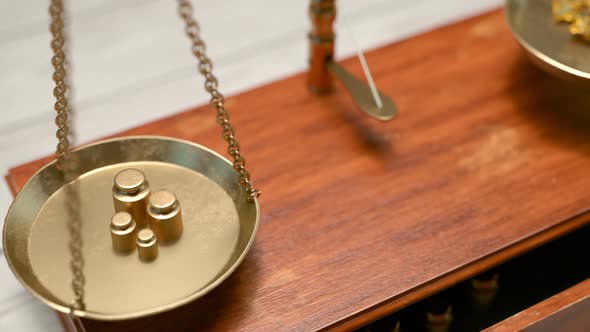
[0,1,501,330]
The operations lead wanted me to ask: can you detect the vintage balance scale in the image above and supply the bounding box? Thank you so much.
[4,0,590,331]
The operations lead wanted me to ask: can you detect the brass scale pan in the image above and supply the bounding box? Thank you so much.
[3,136,260,320]
[506,0,590,85]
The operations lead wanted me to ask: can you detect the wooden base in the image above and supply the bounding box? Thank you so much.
[6,9,590,331]
[485,278,590,332]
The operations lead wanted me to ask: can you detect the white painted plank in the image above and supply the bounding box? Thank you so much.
[0,0,150,36]
[0,255,26,309]
[0,255,61,332]
[0,297,62,332]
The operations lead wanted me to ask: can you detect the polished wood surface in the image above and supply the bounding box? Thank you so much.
[484,279,590,332]
[6,10,590,331]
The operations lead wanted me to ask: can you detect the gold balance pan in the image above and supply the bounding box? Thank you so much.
[506,0,590,85]
[2,136,259,320]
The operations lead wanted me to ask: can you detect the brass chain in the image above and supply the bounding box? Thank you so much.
[49,0,71,169]
[177,0,260,202]
[64,178,85,312]
[49,0,85,314]
[46,0,258,319]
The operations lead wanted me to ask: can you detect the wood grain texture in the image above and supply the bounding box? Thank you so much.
[6,10,590,332]
[484,279,590,332]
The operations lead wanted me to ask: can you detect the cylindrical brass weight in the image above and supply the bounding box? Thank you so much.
[147,190,183,242]
[112,168,150,226]
[110,212,137,252]
[136,228,158,261]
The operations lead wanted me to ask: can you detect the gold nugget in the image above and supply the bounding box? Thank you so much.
[553,0,590,42]
[553,0,584,23]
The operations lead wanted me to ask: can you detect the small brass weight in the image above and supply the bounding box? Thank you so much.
[110,212,137,252]
[147,190,184,242]
[111,169,184,261]
[113,169,150,227]
[136,229,159,262]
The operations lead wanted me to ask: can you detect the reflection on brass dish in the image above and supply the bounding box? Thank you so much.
[2,136,259,320]
[507,0,590,85]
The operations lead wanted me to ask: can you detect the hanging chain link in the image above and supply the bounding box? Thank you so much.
[49,0,71,170]
[49,0,85,315]
[177,0,260,202]
[64,180,85,313]
[46,0,258,319]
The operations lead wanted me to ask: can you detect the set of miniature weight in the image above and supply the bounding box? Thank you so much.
[109,168,183,262]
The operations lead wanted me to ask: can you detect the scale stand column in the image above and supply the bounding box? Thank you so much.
[308,0,335,93]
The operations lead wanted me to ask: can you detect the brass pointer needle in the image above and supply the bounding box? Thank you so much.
[327,18,397,121]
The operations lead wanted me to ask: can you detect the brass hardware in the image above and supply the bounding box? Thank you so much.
[327,61,397,121]
[3,136,259,320]
[49,0,86,314]
[308,0,336,93]
[178,0,260,202]
[112,168,151,227]
[470,272,499,309]
[426,305,452,332]
[471,273,499,292]
[148,190,183,242]
[49,0,72,169]
[308,0,397,121]
[136,228,159,261]
[110,212,137,253]
[4,0,262,322]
